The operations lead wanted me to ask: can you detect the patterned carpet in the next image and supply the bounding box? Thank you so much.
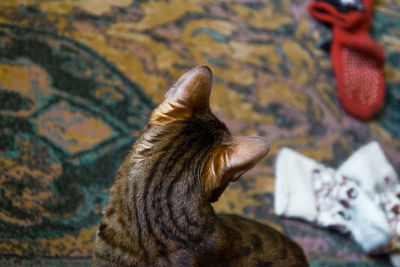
[0,0,399,266]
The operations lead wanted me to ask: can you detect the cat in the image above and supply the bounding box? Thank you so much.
[92,66,308,267]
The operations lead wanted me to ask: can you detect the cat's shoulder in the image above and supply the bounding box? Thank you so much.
[216,214,308,266]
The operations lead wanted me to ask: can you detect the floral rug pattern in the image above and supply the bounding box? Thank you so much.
[0,0,399,266]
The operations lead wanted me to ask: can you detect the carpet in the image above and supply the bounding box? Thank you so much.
[0,0,399,266]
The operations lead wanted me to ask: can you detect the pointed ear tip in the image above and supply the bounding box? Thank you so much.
[196,65,212,73]
[164,65,213,99]
[259,137,270,156]
[194,65,213,81]
[250,136,270,157]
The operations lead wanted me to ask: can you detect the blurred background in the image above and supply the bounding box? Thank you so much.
[0,0,399,266]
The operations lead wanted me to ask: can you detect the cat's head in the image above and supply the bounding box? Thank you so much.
[135,66,269,202]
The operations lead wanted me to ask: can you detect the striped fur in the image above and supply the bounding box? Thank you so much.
[93,66,308,266]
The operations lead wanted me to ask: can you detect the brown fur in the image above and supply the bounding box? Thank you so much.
[93,66,308,266]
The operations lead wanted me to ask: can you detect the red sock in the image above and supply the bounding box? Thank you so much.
[309,0,385,120]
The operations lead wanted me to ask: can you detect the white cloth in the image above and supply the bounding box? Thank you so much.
[274,146,392,253]
[337,141,398,195]
[274,148,319,222]
[338,141,400,255]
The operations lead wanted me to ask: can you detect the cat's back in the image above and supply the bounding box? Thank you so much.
[216,214,308,267]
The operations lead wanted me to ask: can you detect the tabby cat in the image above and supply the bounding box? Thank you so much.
[93,66,308,266]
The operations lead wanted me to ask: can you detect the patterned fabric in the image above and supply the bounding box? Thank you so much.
[312,166,391,254]
[376,175,400,253]
[0,0,399,266]
[313,167,358,234]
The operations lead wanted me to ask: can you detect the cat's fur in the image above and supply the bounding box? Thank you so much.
[93,66,308,266]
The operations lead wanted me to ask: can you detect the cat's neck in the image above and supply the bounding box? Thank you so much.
[111,158,218,255]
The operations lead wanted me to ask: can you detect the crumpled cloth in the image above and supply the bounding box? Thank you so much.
[275,142,399,255]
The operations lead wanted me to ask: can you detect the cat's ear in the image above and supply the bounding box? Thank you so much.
[204,136,270,202]
[151,66,212,124]
[165,65,212,111]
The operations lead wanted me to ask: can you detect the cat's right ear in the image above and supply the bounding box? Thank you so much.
[150,66,212,125]
[203,136,270,202]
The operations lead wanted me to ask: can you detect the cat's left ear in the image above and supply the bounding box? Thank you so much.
[204,136,270,202]
[151,66,212,124]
